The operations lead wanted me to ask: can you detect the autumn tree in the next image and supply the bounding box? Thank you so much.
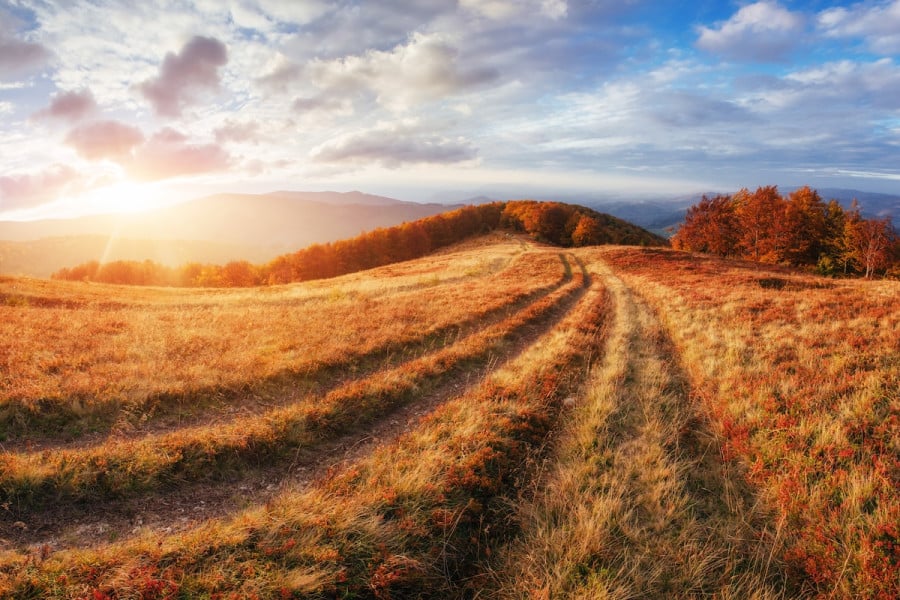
[818,199,849,275]
[780,186,827,265]
[844,207,897,278]
[220,261,259,287]
[735,186,784,262]
[571,215,606,246]
[671,194,740,256]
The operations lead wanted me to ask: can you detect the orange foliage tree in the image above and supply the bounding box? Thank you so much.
[672,185,899,277]
[670,194,740,257]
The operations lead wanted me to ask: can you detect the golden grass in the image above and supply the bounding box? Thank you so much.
[1,236,564,440]
[484,253,788,599]
[0,257,585,510]
[599,247,899,599]
[0,248,608,598]
[2,238,895,599]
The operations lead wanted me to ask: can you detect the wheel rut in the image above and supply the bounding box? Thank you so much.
[1,255,590,552]
[572,260,786,597]
[4,252,571,454]
[491,256,787,599]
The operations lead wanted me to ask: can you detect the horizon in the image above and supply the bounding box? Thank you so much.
[2,1,900,222]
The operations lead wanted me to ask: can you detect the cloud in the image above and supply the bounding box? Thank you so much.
[460,0,567,21]
[214,119,263,144]
[33,89,98,122]
[696,2,805,62]
[256,55,304,92]
[291,93,353,117]
[311,122,478,168]
[818,0,900,55]
[128,128,231,180]
[64,120,145,160]
[308,32,499,111]
[0,9,52,80]
[648,91,756,128]
[783,59,900,110]
[229,0,330,33]
[137,36,229,117]
[0,164,80,210]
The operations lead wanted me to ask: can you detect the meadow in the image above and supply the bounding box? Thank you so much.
[0,233,897,599]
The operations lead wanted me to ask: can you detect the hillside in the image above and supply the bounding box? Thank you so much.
[49,200,667,286]
[1,236,896,598]
[0,191,455,278]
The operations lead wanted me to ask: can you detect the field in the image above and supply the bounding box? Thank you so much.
[0,233,897,599]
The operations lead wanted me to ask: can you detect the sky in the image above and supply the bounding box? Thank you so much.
[1,0,900,220]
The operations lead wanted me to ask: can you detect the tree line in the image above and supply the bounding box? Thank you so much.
[52,201,665,287]
[671,186,899,278]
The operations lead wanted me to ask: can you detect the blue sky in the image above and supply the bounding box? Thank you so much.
[1,0,899,219]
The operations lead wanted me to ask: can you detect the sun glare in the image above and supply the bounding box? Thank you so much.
[79,181,167,216]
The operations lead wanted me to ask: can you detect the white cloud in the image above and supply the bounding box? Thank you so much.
[65,120,145,160]
[696,2,805,62]
[460,0,567,21]
[127,128,232,181]
[229,0,329,32]
[308,32,498,112]
[311,121,478,168]
[0,164,82,210]
[214,119,263,144]
[32,89,98,122]
[818,0,900,54]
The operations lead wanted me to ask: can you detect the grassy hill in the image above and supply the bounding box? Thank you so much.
[0,235,896,598]
[47,200,667,286]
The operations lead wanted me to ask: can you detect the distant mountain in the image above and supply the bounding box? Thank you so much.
[264,190,408,206]
[0,191,457,277]
[804,188,900,219]
[587,199,698,236]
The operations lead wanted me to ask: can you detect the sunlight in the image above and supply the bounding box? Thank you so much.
[78,180,166,216]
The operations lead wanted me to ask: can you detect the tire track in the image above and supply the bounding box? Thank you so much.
[1,254,589,550]
[489,255,787,598]
[2,251,569,452]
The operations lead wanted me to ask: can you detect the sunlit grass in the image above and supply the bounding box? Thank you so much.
[600,247,899,599]
[0,245,608,598]
[1,235,564,440]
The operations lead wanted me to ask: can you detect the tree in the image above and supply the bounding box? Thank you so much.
[571,215,606,246]
[735,186,784,262]
[845,209,896,278]
[780,186,827,265]
[220,261,259,287]
[671,194,740,256]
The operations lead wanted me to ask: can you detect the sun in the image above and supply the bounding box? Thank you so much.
[78,180,168,216]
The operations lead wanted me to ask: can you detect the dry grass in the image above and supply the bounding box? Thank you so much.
[0,245,608,598]
[484,253,788,599]
[0,256,584,510]
[1,235,563,440]
[600,247,899,599]
[1,237,895,599]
